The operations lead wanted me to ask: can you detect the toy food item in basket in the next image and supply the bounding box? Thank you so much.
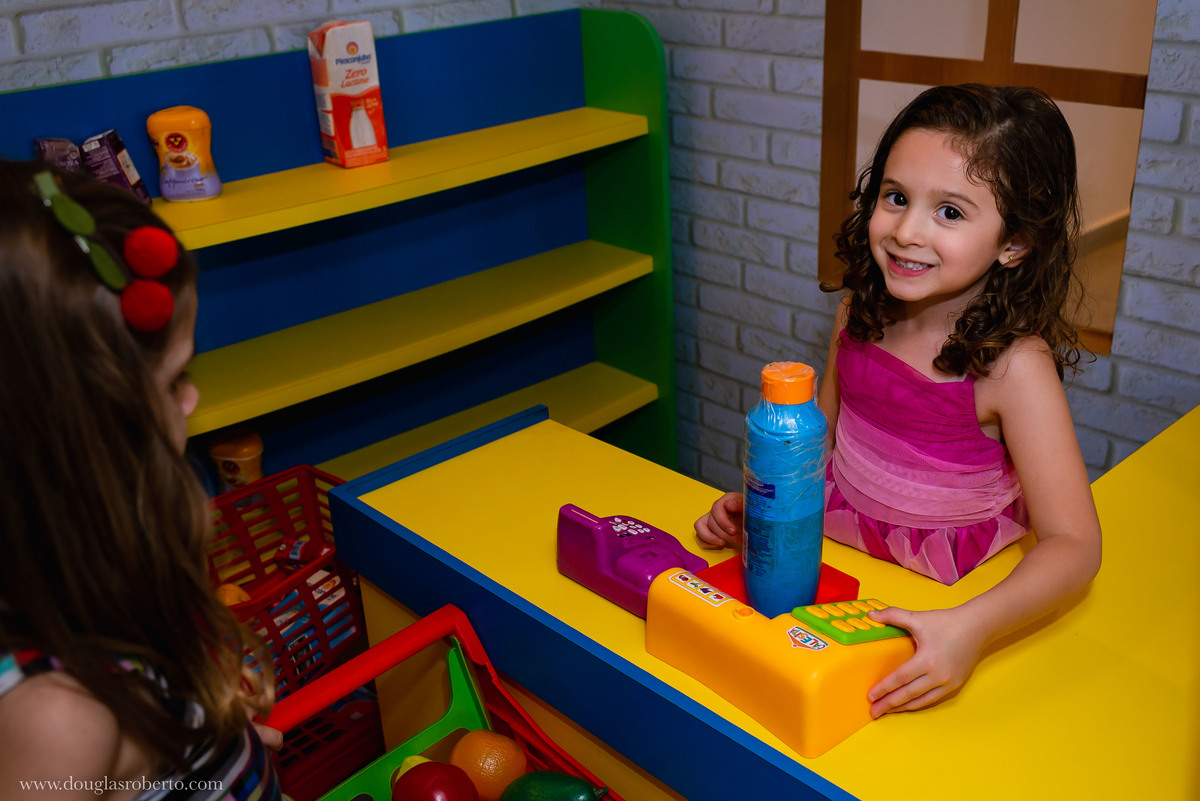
[391,761,478,801]
[277,537,335,572]
[216,582,252,606]
[498,772,607,801]
[394,756,432,783]
[449,729,527,801]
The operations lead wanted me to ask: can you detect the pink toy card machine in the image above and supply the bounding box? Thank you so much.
[557,504,709,618]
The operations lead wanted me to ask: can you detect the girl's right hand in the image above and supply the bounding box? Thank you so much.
[694,492,745,549]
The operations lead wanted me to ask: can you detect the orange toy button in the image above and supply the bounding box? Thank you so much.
[867,599,888,610]
[806,606,830,619]
[734,606,755,618]
[837,602,859,615]
[833,620,855,633]
[822,604,846,617]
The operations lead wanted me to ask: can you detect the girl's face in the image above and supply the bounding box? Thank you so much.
[868,128,1024,315]
[153,295,199,453]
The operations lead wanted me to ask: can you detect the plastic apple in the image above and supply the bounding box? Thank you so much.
[391,761,479,801]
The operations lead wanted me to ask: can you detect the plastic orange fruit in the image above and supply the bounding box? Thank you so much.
[215,583,251,606]
[449,729,528,801]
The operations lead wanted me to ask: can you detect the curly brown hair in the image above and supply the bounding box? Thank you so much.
[826,84,1086,378]
[0,160,271,771]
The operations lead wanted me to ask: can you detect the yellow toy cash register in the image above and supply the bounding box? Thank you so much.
[645,565,914,758]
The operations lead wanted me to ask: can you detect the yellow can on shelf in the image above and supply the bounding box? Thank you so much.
[208,427,263,492]
[147,105,222,201]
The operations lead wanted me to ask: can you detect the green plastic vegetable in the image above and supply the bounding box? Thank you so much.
[497,771,608,801]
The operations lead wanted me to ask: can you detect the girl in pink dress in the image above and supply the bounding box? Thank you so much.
[695,85,1102,718]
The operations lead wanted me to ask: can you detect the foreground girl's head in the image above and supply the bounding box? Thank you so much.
[0,159,262,767]
[834,84,1084,377]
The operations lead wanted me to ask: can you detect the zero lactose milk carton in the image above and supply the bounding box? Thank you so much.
[308,20,388,168]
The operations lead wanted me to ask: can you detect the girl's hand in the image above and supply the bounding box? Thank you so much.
[694,492,745,549]
[254,722,284,750]
[865,605,987,718]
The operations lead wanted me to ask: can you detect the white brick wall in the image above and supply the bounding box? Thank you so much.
[2,0,1197,485]
[634,0,838,483]
[1066,0,1200,477]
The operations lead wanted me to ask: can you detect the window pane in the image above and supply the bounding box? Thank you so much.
[1014,0,1156,75]
[860,0,988,60]
[855,79,929,176]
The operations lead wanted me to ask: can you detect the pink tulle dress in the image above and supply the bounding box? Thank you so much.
[824,329,1029,584]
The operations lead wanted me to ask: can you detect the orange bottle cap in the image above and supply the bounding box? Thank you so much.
[761,362,815,404]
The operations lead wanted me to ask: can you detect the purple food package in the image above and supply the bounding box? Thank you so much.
[80,129,151,202]
[33,137,82,172]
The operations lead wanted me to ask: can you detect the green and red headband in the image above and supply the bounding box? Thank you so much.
[33,171,180,333]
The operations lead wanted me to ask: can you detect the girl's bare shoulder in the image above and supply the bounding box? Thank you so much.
[991,335,1057,378]
[976,335,1061,410]
[0,671,125,787]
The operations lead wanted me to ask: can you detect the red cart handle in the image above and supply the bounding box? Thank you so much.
[265,604,485,733]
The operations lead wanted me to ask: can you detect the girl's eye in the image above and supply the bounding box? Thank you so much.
[882,190,906,207]
[170,371,192,395]
[936,205,963,221]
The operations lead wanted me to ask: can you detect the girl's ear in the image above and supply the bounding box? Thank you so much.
[1000,238,1029,269]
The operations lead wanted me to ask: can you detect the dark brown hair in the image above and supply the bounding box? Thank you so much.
[0,159,270,769]
[827,84,1085,378]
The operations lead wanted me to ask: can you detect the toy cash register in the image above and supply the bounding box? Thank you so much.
[645,569,913,758]
[556,504,915,758]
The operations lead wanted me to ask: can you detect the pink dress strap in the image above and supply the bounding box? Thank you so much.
[825,330,1029,584]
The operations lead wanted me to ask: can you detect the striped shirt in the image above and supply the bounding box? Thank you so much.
[0,648,283,801]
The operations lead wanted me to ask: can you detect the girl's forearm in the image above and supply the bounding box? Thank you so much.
[957,532,1101,648]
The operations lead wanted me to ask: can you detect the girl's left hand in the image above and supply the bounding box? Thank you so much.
[254,722,283,750]
[864,605,987,718]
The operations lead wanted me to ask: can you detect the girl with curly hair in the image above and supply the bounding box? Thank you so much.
[695,85,1101,718]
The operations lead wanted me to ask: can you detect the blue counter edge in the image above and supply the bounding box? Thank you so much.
[330,407,858,801]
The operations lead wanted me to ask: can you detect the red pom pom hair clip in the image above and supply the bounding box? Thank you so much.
[121,227,179,333]
[32,171,179,333]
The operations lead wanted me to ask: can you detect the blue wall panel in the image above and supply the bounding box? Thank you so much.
[194,158,588,352]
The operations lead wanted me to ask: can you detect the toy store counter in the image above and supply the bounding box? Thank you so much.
[331,405,1200,801]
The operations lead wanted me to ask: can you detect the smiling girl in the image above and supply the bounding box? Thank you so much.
[695,85,1102,718]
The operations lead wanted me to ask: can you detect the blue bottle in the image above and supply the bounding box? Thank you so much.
[742,362,828,618]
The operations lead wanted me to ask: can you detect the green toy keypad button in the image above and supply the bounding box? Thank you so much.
[790,599,909,645]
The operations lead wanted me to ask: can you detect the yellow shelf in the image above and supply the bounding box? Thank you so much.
[317,362,658,480]
[154,107,649,250]
[186,239,652,436]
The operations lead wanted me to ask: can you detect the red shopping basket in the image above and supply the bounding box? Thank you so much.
[207,465,365,696]
[206,466,381,796]
[267,604,625,801]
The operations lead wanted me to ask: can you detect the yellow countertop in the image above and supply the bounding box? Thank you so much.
[344,405,1200,800]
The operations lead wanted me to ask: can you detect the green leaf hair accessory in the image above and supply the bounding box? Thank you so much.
[32,171,180,333]
[32,171,127,291]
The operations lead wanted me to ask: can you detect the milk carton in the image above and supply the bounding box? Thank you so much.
[307,20,388,168]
